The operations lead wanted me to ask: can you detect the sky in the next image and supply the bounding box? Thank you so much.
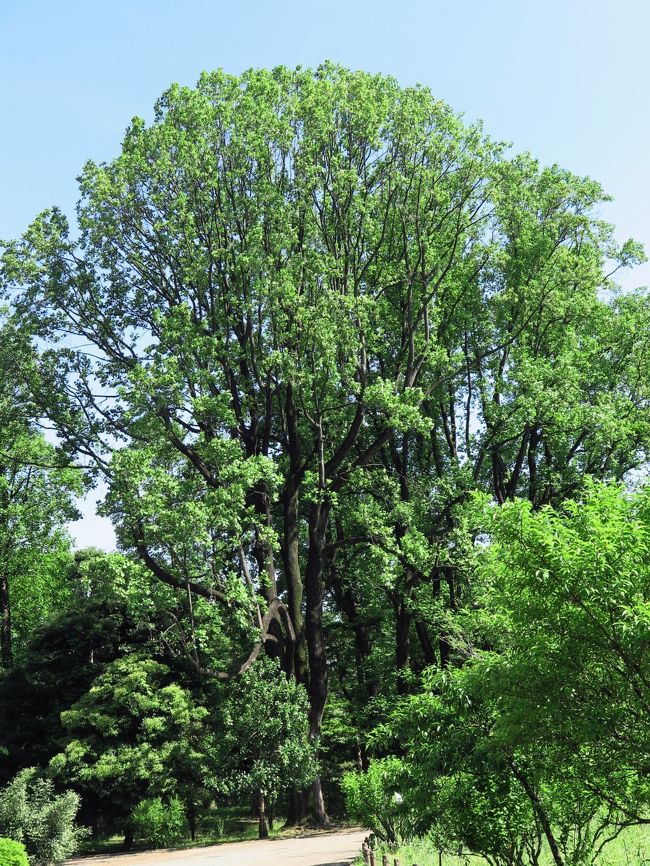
[1,0,649,550]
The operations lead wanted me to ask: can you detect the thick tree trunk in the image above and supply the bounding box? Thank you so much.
[122,827,134,851]
[0,571,12,668]
[311,775,328,827]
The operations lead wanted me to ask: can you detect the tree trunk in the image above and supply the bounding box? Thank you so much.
[281,385,309,683]
[415,618,437,667]
[284,786,307,827]
[282,480,308,682]
[395,599,410,695]
[311,775,328,827]
[258,790,269,839]
[122,827,134,850]
[0,571,12,668]
[304,501,330,826]
[186,803,197,841]
[267,801,275,830]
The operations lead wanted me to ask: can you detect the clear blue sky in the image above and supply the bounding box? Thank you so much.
[2,0,649,549]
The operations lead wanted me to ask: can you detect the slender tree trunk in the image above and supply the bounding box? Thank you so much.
[258,790,269,839]
[282,385,309,683]
[395,599,410,695]
[187,805,197,841]
[510,763,565,866]
[267,801,275,830]
[282,480,308,682]
[0,571,12,668]
[415,618,437,667]
[329,565,377,696]
[284,787,307,827]
[304,501,330,827]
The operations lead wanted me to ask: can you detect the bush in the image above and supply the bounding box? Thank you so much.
[341,757,418,845]
[0,838,29,866]
[0,768,87,865]
[130,798,188,847]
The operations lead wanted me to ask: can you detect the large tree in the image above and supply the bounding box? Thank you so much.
[2,63,648,819]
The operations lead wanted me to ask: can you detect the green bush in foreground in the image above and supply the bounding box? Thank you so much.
[0,768,87,865]
[0,837,29,866]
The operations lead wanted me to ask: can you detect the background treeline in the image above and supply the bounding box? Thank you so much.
[0,64,649,865]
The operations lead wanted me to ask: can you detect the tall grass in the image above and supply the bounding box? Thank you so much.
[355,825,650,866]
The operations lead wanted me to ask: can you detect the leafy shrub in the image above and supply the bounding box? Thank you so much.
[341,757,418,844]
[0,768,87,865]
[130,797,188,847]
[0,837,29,866]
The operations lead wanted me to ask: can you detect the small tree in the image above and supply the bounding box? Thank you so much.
[52,655,217,848]
[341,757,419,845]
[0,768,86,865]
[217,657,317,837]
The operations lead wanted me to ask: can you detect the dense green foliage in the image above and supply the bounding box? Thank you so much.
[0,838,29,866]
[0,769,86,865]
[130,797,188,847]
[216,657,316,835]
[52,655,218,841]
[351,484,650,864]
[0,317,83,670]
[0,63,649,861]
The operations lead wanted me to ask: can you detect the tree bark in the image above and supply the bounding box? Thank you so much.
[311,775,328,827]
[282,479,308,682]
[395,598,410,695]
[258,790,269,839]
[304,501,331,826]
[284,786,307,827]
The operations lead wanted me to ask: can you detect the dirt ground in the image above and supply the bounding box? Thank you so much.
[66,828,367,866]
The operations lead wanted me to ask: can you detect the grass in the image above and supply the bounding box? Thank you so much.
[354,825,650,866]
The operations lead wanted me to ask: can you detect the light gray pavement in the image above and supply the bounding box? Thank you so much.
[67,829,367,866]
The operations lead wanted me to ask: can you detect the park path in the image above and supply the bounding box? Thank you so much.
[67,829,366,866]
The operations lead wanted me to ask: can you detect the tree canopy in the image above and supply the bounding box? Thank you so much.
[1,63,649,855]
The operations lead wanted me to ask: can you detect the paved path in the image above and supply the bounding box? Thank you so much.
[67,829,367,866]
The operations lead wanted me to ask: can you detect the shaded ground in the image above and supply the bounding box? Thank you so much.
[67,829,367,866]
